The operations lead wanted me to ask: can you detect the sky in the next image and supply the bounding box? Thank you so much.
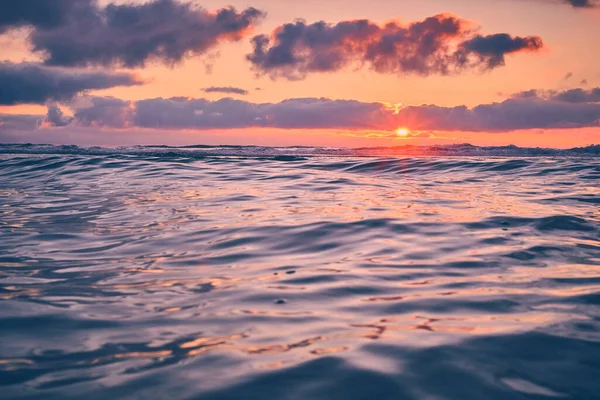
[0,0,599,148]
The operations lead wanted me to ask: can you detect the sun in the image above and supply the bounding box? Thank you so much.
[395,127,410,137]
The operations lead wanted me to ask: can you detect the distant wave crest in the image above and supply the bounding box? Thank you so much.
[0,143,599,158]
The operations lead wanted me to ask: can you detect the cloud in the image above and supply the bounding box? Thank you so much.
[553,88,600,103]
[71,96,135,128]
[456,34,543,69]
[561,0,598,8]
[247,14,543,80]
[0,0,265,68]
[512,87,600,103]
[38,95,600,132]
[0,114,41,131]
[202,86,249,95]
[78,97,387,130]
[44,102,73,127]
[0,62,143,105]
[512,89,540,99]
[0,0,79,33]
[395,99,600,131]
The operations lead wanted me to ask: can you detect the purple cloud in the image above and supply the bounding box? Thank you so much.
[456,34,543,69]
[512,87,600,103]
[0,0,79,33]
[0,62,143,105]
[396,99,600,131]
[44,102,72,127]
[40,94,600,132]
[0,0,265,68]
[561,0,598,8]
[71,96,135,128]
[247,14,543,80]
[203,87,249,95]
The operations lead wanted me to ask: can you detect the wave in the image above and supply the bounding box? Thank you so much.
[2,144,598,183]
[0,143,599,158]
[1,147,599,399]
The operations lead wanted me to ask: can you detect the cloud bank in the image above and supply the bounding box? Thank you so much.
[0,62,143,105]
[0,0,265,68]
[35,93,600,132]
[396,99,600,131]
[247,14,543,80]
[513,87,600,103]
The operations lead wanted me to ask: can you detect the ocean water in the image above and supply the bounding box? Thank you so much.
[1,144,599,400]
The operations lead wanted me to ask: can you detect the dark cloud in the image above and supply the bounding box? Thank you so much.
[202,86,249,95]
[0,0,79,33]
[564,72,573,80]
[512,87,600,103]
[0,62,143,105]
[0,0,264,68]
[44,102,73,127]
[247,14,543,80]
[561,0,598,8]
[512,89,540,99]
[456,34,543,69]
[553,88,600,103]
[43,95,600,132]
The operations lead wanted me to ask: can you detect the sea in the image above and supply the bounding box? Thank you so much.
[0,143,599,400]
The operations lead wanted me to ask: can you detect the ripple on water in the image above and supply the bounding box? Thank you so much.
[0,152,599,399]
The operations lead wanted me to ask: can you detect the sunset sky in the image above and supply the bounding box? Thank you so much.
[1,0,599,148]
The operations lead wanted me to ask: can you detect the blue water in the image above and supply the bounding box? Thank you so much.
[1,145,599,399]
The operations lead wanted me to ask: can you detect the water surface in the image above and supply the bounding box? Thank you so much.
[1,146,599,399]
